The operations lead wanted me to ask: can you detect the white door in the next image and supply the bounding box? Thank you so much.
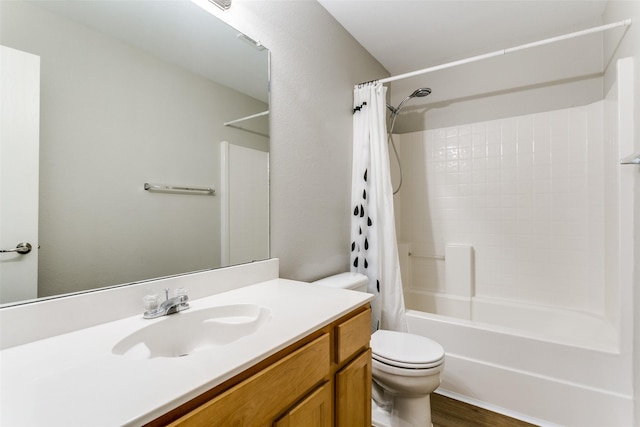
[220,142,269,266]
[0,45,40,304]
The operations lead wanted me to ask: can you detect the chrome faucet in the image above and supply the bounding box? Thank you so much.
[143,288,190,319]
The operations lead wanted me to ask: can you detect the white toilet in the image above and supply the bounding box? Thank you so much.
[313,272,445,427]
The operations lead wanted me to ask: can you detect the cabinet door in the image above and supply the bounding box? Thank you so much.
[274,382,332,427]
[169,334,330,426]
[335,349,372,427]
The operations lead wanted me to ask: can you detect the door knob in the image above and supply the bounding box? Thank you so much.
[0,242,33,254]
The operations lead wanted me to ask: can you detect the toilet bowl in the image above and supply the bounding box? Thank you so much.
[371,330,444,427]
[312,272,445,427]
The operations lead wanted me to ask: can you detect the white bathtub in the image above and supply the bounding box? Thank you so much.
[404,289,619,352]
[405,308,633,426]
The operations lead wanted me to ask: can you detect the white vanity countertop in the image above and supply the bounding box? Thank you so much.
[0,279,372,427]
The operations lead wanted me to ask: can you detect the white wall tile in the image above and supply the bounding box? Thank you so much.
[401,101,607,315]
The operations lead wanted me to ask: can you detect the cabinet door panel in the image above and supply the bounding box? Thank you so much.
[170,334,330,427]
[336,348,372,427]
[274,382,332,427]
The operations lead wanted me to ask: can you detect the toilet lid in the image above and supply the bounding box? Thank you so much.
[371,330,445,369]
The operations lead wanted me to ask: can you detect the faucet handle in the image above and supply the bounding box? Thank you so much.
[143,294,160,313]
[175,288,189,310]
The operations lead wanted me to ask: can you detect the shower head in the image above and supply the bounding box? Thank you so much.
[410,87,431,98]
[388,87,432,116]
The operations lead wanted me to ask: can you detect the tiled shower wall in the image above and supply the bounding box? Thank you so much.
[398,101,611,315]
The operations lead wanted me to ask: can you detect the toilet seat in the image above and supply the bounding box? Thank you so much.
[371,330,445,370]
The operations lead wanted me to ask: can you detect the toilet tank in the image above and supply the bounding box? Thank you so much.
[312,272,369,292]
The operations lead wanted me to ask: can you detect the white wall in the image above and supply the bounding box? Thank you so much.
[1,1,268,296]
[602,1,640,424]
[206,0,389,281]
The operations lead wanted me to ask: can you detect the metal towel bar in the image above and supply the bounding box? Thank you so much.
[144,183,215,195]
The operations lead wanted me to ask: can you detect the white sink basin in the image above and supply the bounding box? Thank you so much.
[112,304,271,359]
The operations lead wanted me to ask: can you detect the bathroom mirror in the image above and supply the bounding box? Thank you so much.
[0,0,270,306]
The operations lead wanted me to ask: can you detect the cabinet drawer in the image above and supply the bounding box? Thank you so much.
[170,333,330,426]
[335,307,370,364]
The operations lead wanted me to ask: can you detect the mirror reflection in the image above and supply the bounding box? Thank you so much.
[0,0,270,306]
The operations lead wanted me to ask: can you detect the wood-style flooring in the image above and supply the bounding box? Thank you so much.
[431,394,539,427]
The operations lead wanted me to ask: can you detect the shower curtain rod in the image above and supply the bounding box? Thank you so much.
[369,19,632,85]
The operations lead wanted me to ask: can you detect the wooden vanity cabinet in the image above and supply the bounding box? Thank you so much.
[149,305,371,427]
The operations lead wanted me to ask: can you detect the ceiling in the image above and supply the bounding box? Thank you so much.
[31,0,269,103]
[318,0,608,76]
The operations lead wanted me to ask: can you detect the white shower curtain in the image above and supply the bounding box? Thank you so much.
[351,82,407,333]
